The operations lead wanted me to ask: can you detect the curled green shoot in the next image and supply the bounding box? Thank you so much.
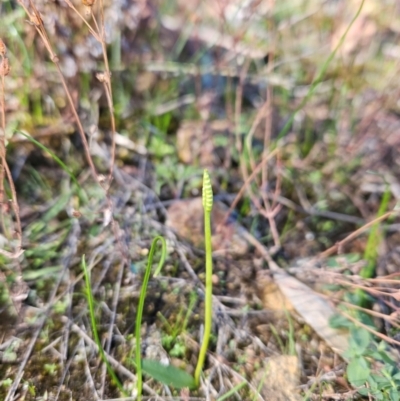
[135,235,167,398]
[194,169,213,387]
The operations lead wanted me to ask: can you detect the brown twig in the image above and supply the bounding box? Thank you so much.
[88,2,116,185]
[332,297,400,330]
[234,50,282,250]
[218,147,279,229]
[259,42,282,249]
[320,210,397,258]
[340,309,400,348]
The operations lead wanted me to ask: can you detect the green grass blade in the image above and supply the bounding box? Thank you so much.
[217,381,247,401]
[15,130,87,203]
[362,185,391,278]
[135,236,167,398]
[81,255,125,395]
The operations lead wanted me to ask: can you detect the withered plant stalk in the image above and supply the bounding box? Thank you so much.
[17,0,128,264]
[60,0,116,185]
[0,39,23,258]
[234,57,282,252]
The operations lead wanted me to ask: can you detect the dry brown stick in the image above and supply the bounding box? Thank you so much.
[234,60,249,155]
[80,336,102,401]
[0,40,27,322]
[100,260,125,398]
[0,41,8,240]
[65,0,125,260]
[260,191,364,224]
[320,210,397,258]
[332,278,397,299]
[217,148,279,229]
[0,40,23,255]
[4,316,45,401]
[245,100,269,173]
[340,309,400,348]
[234,57,282,250]
[259,42,282,249]
[61,316,160,397]
[63,0,101,41]
[90,2,117,186]
[259,150,282,249]
[330,297,400,330]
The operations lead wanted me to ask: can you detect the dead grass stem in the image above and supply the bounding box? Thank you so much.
[17,0,128,266]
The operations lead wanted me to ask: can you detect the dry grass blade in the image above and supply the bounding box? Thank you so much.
[320,210,398,258]
[0,39,27,321]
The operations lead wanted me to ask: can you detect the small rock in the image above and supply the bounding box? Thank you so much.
[166,197,248,256]
[212,274,219,285]
[255,355,301,401]
[256,271,294,312]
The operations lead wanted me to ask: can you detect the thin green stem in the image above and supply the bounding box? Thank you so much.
[81,255,125,395]
[135,236,167,399]
[217,381,247,401]
[194,169,213,387]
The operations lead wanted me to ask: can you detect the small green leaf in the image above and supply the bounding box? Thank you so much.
[149,136,175,157]
[142,359,196,389]
[367,375,379,392]
[329,313,352,329]
[357,388,370,397]
[347,356,370,387]
[370,374,390,389]
[349,327,371,355]
[380,351,397,365]
[390,388,400,401]
[169,342,186,358]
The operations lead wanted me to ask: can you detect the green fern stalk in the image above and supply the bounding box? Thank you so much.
[194,169,213,386]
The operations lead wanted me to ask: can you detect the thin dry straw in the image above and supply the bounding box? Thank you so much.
[0,39,23,257]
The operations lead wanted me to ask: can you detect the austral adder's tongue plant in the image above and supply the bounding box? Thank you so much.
[194,168,214,387]
[131,169,214,397]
